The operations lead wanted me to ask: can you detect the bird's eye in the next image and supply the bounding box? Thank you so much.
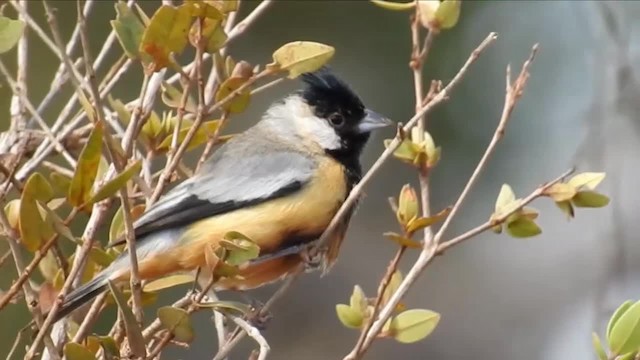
[329,113,344,127]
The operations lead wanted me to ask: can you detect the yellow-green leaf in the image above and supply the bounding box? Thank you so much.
[157,120,221,151]
[161,82,197,113]
[89,160,141,204]
[20,173,54,252]
[383,232,422,249]
[38,250,59,283]
[110,1,145,59]
[0,16,25,54]
[221,239,260,266]
[506,216,541,238]
[215,77,251,113]
[608,300,635,341]
[568,172,606,190]
[350,285,368,315]
[608,300,640,355]
[4,199,20,231]
[89,247,116,268]
[63,342,96,360]
[555,200,575,219]
[185,1,224,19]
[196,300,251,315]
[406,207,451,234]
[572,191,610,208]
[592,332,607,360]
[69,123,103,208]
[109,206,125,244]
[157,306,195,343]
[391,309,440,344]
[435,0,461,29]
[140,4,194,71]
[385,138,419,164]
[382,270,403,306]
[141,111,164,142]
[544,183,577,202]
[397,184,418,226]
[269,41,335,79]
[107,96,131,125]
[495,184,516,212]
[107,280,146,357]
[97,336,120,360]
[336,304,363,329]
[143,274,195,292]
[370,0,416,11]
[50,172,72,198]
[40,201,76,243]
[189,17,227,53]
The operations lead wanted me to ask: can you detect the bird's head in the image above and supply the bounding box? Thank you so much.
[263,67,392,157]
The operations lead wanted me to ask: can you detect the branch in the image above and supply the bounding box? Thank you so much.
[346,43,541,358]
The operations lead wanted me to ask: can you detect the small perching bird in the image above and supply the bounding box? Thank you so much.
[53,67,392,322]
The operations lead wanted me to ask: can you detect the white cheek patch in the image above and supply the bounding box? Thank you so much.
[301,114,341,150]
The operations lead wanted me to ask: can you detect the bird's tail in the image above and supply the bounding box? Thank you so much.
[52,271,110,323]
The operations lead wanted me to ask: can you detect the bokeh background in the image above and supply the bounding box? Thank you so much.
[2,1,640,359]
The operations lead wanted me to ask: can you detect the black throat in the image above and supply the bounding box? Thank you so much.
[326,133,370,190]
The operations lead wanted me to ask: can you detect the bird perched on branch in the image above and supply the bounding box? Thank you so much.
[53,67,392,322]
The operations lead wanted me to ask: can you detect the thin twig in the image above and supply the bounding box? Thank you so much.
[9,0,29,131]
[314,33,498,253]
[346,43,540,358]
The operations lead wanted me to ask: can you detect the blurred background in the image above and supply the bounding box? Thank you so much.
[2,1,640,359]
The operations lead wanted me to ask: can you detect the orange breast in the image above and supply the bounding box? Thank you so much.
[122,157,349,287]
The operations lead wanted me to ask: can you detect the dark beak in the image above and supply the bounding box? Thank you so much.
[356,109,393,134]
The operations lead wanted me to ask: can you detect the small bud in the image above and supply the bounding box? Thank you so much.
[398,184,419,226]
[417,0,461,32]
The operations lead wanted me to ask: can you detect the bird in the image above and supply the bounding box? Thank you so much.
[53,67,392,322]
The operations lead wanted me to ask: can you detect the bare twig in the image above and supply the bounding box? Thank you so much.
[9,0,29,131]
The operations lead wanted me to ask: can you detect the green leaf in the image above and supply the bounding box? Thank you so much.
[97,336,119,360]
[107,96,131,125]
[608,300,640,355]
[89,160,141,204]
[555,200,575,219]
[157,306,195,343]
[370,0,416,11]
[406,207,451,234]
[109,206,125,244]
[89,247,116,268]
[608,300,634,341]
[39,201,76,244]
[384,138,419,164]
[196,300,251,315]
[215,77,251,113]
[397,184,418,226]
[392,309,441,344]
[143,274,195,292]
[350,285,368,315]
[382,271,403,306]
[383,232,422,249]
[506,216,542,238]
[3,199,20,231]
[336,304,363,329]
[49,172,72,198]
[268,41,335,79]
[435,0,461,29]
[161,82,197,113]
[68,123,103,208]
[107,280,146,357]
[157,120,221,151]
[220,236,260,266]
[63,342,96,360]
[544,183,577,202]
[495,184,516,212]
[0,16,25,54]
[19,173,54,252]
[189,17,227,53]
[568,172,606,190]
[591,332,608,360]
[572,191,610,208]
[110,1,145,59]
[140,4,194,71]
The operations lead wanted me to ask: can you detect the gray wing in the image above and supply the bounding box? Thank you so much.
[120,138,316,243]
